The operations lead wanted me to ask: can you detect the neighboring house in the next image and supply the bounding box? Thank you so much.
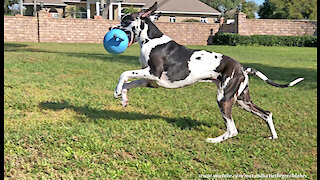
[23,0,67,18]
[22,0,221,23]
[142,0,221,23]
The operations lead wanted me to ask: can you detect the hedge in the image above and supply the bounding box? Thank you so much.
[207,33,317,47]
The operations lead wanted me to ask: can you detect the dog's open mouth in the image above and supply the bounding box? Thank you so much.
[125,31,134,47]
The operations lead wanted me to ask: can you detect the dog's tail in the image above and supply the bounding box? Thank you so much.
[244,67,304,88]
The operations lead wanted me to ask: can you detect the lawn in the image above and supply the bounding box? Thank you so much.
[4,42,317,179]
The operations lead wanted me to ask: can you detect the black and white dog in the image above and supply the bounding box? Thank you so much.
[112,2,304,143]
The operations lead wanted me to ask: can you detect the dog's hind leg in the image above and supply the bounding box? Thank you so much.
[236,86,278,140]
[206,91,238,143]
[120,79,158,107]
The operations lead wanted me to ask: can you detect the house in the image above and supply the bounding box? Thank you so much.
[141,0,221,23]
[23,0,67,18]
[22,0,221,23]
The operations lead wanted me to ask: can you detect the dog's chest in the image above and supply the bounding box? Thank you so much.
[139,49,149,68]
[139,35,172,68]
[139,54,148,68]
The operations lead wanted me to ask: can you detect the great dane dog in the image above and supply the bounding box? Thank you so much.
[112,2,304,143]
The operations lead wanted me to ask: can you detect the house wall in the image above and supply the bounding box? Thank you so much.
[157,16,169,22]
[157,15,217,23]
[114,5,119,20]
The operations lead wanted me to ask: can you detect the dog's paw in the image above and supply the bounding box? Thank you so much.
[205,138,223,144]
[121,100,128,107]
[268,136,278,140]
[114,89,122,99]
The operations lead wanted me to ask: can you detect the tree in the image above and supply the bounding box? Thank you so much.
[258,0,317,20]
[200,0,258,19]
[68,6,86,18]
[122,6,139,15]
[241,1,258,19]
[200,0,241,14]
[4,0,19,14]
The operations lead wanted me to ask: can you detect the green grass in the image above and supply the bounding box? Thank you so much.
[4,42,317,179]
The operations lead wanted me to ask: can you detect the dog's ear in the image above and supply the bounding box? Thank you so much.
[140,2,157,18]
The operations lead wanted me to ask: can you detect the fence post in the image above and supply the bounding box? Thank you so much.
[37,10,51,42]
[235,12,247,35]
[220,17,224,26]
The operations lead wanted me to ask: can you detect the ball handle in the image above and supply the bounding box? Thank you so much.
[113,34,124,42]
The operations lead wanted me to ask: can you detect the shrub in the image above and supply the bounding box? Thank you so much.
[123,6,139,14]
[208,33,317,47]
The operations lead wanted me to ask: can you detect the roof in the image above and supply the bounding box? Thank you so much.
[143,0,221,15]
[23,0,66,6]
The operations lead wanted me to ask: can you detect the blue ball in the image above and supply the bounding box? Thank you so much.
[103,29,129,54]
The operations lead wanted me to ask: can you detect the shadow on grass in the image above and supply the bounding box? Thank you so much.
[39,101,210,129]
[4,43,29,51]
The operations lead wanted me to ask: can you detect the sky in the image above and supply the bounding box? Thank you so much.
[251,0,265,18]
[252,0,265,5]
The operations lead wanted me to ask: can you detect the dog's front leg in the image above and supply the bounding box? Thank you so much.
[114,67,158,99]
[119,79,158,107]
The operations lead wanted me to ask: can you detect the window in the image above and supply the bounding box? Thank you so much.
[169,16,176,22]
[200,17,208,23]
[49,7,59,18]
[51,13,59,18]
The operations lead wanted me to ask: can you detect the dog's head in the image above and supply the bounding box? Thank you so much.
[111,2,158,46]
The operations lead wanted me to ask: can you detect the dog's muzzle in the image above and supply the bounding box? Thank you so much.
[109,25,134,48]
[124,30,134,47]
